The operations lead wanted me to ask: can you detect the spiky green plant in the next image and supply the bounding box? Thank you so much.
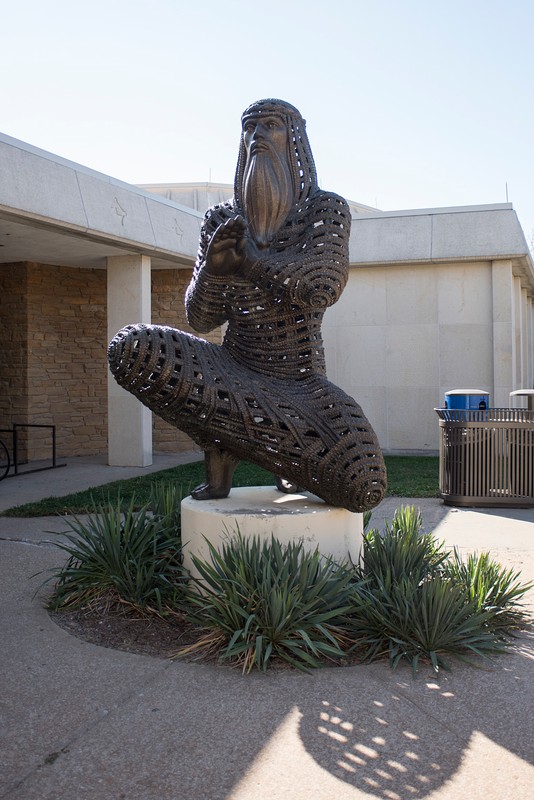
[342,505,530,673]
[346,574,508,674]
[359,505,448,586]
[46,496,185,613]
[179,532,357,672]
[442,549,533,633]
[363,510,373,532]
[149,481,182,538]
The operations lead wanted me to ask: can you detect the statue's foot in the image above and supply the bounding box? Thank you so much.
[191,448,239,501]
[191,482,231,501]
[275,476,302,494]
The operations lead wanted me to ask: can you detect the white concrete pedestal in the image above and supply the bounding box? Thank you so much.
[181,486,364,582]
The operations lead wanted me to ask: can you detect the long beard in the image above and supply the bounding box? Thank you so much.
[242,151,294,248]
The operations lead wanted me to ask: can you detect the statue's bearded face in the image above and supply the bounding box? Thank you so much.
[241,114,294,248]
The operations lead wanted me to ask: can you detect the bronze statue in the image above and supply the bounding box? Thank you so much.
[108,99,386,512]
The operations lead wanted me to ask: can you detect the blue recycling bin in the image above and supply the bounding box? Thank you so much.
[444,389,490,411]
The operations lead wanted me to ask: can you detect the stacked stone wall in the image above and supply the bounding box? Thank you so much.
[0,262,219,462]
[0,263,29,462]
[25,264,108,459]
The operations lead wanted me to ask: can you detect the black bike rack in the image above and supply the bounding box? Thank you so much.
[0,424,66,479]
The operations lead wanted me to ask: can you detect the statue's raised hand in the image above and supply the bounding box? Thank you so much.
[206,215,263,276]
[205,216,247,276]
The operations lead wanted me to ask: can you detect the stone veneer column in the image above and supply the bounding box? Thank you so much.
[107,255,152,466]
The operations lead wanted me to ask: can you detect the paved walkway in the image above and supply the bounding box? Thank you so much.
[1,456,533,799]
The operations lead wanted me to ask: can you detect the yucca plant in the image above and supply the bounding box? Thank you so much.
[342,505,530,673]
[46,496,185,613]
[363,510,373,532]
[179,532,357,672]
[359,505,448,586]
[346,574,508,674]
[442,549,532,633]
[149,481,182,538]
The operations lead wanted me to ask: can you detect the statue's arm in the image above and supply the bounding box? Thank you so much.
[185,208,234,333]
[243,193,351,309]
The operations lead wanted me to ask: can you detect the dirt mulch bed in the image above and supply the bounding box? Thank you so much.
[48,607,351,671]
[50,607,203,660]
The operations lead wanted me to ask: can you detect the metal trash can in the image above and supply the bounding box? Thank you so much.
[509,389,534,412]
[436,407,534,507]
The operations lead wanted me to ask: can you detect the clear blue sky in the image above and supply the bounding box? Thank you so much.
[2,0,533,242]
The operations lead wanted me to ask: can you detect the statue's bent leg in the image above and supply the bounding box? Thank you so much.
[107,326,386,512]
[108,324,240,500]
[108,324,186,405]
[242,376,387,512]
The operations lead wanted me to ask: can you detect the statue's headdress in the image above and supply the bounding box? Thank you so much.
[234,99,318,210]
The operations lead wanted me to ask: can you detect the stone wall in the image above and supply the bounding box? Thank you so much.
[0,262,217,462]
[0,264,29,461]
[24,263,108,460]
[0,262,108,461]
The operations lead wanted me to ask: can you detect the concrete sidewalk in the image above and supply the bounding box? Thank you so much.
[0,452,202,514]
[1,458,533,799]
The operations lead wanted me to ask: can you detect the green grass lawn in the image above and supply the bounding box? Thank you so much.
[2,456,439,517]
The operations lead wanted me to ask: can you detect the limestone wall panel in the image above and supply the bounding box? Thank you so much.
[438,324,493,390]
[325,260,499,452]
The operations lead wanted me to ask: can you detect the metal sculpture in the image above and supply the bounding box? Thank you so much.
[108,99,387,512]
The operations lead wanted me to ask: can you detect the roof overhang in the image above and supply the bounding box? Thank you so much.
[0,132,201,269]
[349,204,534,292]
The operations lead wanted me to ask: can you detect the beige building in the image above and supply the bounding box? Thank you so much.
[323,205,534,453]
[1,132,532,466]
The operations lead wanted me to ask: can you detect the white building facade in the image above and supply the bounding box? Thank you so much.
[323,205,534,452]
[1,133,532,464]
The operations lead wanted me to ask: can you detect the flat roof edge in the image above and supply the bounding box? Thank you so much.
[352,203,514,220]
[349,254,531,268]
[0,131,204,219]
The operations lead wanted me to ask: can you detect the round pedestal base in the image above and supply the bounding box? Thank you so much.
[181,486,364,582]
